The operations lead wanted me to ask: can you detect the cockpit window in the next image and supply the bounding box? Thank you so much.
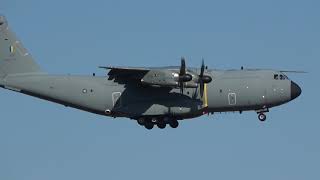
[274,73,289,80]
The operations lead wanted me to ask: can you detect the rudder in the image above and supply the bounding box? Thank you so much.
[0,16,44,78]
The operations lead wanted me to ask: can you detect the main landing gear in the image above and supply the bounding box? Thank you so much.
[137,117,179,130]
[169,120,179,128]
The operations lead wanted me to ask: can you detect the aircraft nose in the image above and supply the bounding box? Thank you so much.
[291,81,302,100]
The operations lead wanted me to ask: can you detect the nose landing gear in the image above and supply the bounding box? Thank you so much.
[256,108,269,122]
[258,113,267,122]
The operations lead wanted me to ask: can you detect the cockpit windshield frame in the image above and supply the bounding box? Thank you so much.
[273,73,289,80]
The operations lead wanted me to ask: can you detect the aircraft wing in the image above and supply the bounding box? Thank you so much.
[99,66,150,75]
[99,65,199,88]
[99,66,150,82]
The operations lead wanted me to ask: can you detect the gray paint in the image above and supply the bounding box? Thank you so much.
[0,15,302,129]
[1,70,293,119]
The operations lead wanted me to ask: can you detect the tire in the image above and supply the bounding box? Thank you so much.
[144,122,154,130]
[169,120,179,128]
[137,118,145,126]
[258,113,267,122]
[157,122,166,129]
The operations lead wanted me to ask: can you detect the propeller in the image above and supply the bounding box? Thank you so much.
[177,57,212,97]
[198,59,212,97]
[178,57,192,94]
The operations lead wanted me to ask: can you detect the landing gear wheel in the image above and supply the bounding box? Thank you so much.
[137,118,145,126]
[258,113,267,122]
[169,120,179,128]
[144,122,154,130]
[157,122,166,129]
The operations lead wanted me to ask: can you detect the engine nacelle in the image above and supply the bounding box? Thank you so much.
[201,75,212,83]
[141,70,198,88]
[179,74,192,82]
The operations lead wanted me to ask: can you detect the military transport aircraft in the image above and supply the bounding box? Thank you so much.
[0,16,302,130]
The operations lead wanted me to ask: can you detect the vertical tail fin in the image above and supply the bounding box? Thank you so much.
[0,16,44,78]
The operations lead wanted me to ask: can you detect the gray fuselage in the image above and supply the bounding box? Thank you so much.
[0,15,303,129]
[1,69,300,121]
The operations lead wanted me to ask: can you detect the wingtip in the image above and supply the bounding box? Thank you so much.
[98,66,112,69]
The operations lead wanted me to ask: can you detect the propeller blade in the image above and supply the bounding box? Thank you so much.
[199,79,204,98]
[200,59,205,77]
[198,59,211,98]
[180,57,186,76]
[179,57,186,94]
[180,82,184,94]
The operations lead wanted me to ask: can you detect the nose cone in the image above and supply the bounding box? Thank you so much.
[291,81,302,100]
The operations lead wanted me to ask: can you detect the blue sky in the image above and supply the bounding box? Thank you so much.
[0,0,319,179]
